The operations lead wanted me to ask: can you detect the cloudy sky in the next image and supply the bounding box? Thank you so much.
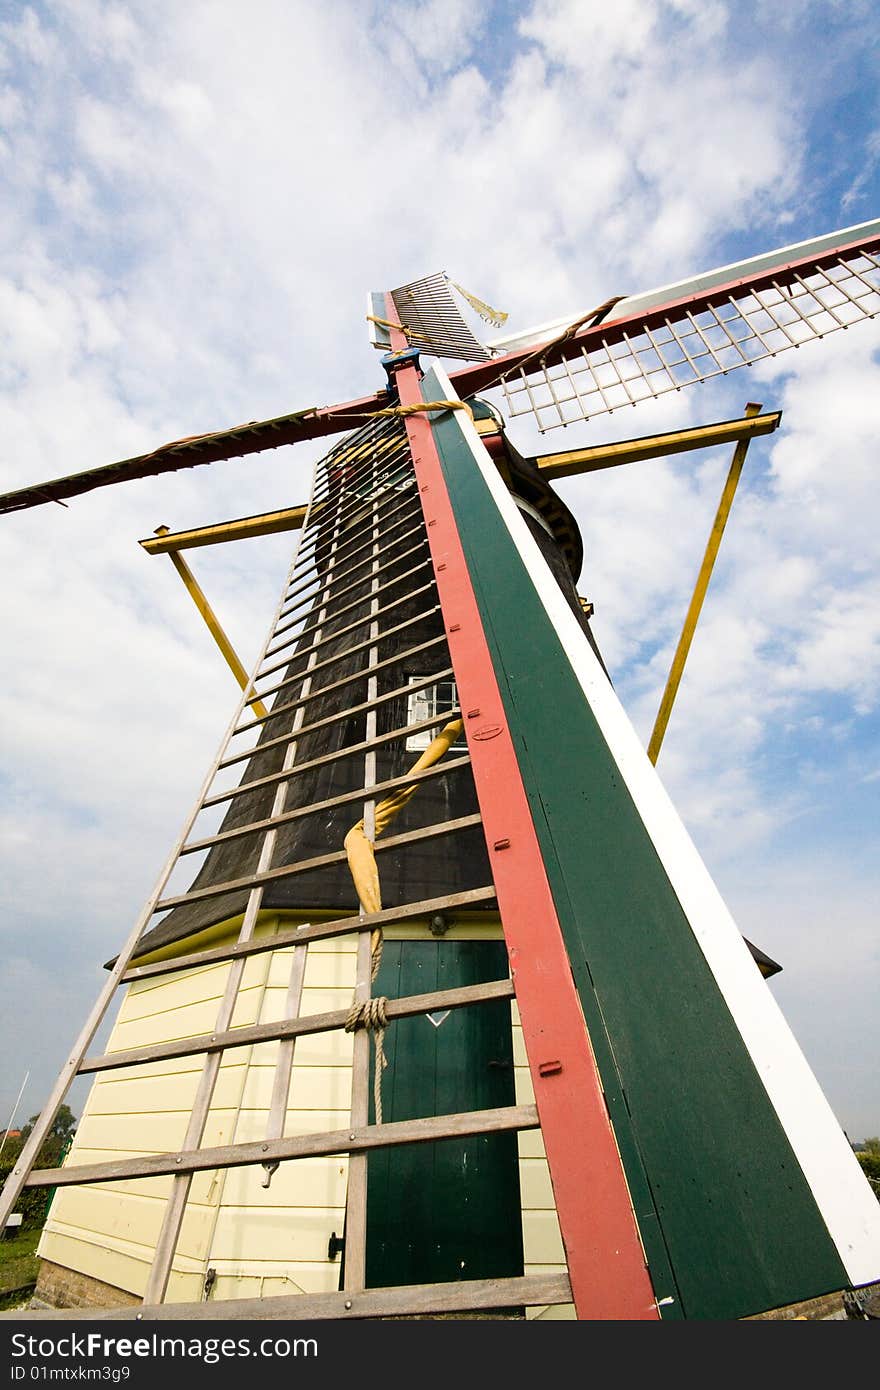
[0,0,878,1149]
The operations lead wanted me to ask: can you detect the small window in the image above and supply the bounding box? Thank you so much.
[405,677,466,752]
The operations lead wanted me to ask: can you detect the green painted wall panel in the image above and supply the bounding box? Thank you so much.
[426,383,847,1320]
[365,939,524,1291]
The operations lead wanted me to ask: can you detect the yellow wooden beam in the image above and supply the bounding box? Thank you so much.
[647,404,763,766]
[534,409,780,481]
[152,528,269,720]
[139,504,309,554]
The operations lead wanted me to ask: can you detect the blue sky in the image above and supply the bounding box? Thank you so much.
[0,0,878,1149]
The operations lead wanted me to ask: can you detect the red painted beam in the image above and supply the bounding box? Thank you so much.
[384,301,658,1320]
[0,391,391,515]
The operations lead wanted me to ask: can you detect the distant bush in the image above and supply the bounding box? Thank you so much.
[0,1165,52,1229]
[857,1151,880,1200]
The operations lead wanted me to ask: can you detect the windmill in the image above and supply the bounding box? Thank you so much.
[1,217,880,1322]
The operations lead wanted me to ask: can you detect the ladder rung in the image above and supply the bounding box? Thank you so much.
[278,495,424,619]
[25,1104,540,1188]
[250,602,441,705]
[290,486,419,583]
[183,755,471,856]
[124,885,498,981]
[267,555,433,658]
[80,977,515,1075]
[202,709,461,809]
[258,582,437,683]
[218,665,454,769]
[5,1274,573,1322]
[237,633,448,734]
[153,810,481,912]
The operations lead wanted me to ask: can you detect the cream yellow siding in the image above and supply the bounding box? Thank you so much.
[40,913,573,1314]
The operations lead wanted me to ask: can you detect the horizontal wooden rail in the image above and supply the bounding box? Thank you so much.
[25,1104,540,1188]
[182,754,471,856]
[154,810,480,911]
[1,1273,573,1322]
[219,665,454,769]
[258,578,436,682]
[201,708,461,810]
[80,977,515,1074]
[251,602,440,704]
[237,633,447,733]
[123,885,498,980]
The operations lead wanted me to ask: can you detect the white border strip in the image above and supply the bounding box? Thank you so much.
[427,366,880,1287]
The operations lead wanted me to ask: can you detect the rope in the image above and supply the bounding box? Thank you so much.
[343,718,465,1123]
[336,400,475,428]
[345,996,389,1125]
[495,294,628,388]
[366,313,432,344]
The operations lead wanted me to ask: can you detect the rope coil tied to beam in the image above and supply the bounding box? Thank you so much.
[338,400,476,428]
[345,997,390,1125]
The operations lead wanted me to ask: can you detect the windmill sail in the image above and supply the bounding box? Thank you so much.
[466,217,880,431]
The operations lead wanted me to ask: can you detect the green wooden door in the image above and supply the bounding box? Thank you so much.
[364,938,524,1288]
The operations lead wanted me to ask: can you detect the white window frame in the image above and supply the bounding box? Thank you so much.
[405,676,466,752]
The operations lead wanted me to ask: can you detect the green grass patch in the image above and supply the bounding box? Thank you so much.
[0,1226,41,1307]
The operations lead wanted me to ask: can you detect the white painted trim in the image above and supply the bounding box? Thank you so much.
[426,365,880,1287]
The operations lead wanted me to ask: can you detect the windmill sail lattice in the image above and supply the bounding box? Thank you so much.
[487,221,880,431]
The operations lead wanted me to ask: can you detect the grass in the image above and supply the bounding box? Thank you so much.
[0,1225,41,1309]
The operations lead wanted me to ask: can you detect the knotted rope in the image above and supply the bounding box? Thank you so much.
[345,995,389,1125]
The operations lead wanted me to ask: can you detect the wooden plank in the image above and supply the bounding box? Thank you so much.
[238,633,447,733]
[345,495,383,1292]
[123,885,498,980]
[80,978,516,1074]
[182,754,470,855]
[275,493,422,620]
[268,554,432,657]
[534,410,780,480]
[154,810,479,912]
[253,602,439,704]
[261,945,308,1179]
[201,709,461,809]
[218,661,453,770]
[1,1272,572,1322]
[25,1104,540,1188]
[255,578,433,681]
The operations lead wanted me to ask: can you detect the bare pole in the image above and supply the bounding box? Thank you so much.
[647,403,761,765]
[0,1072,30,1163]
